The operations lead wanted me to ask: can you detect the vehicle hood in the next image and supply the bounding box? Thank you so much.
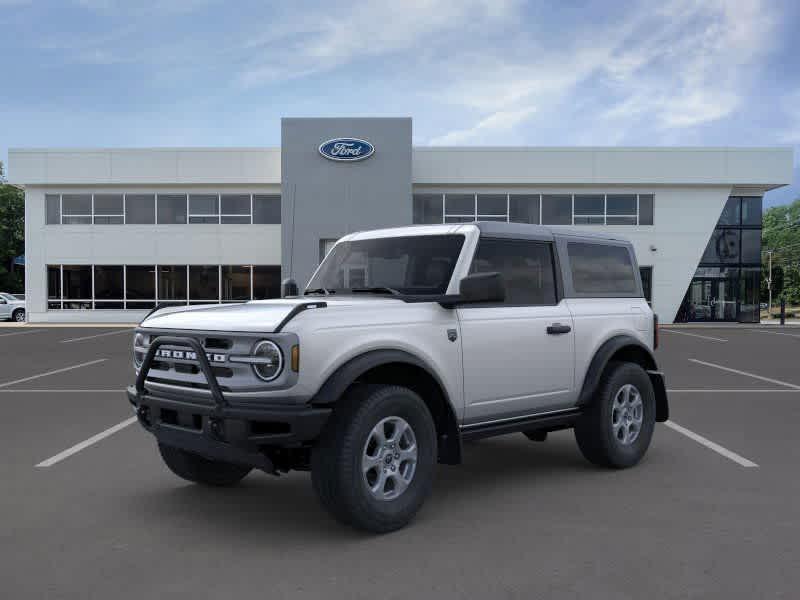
[140,296,404,333]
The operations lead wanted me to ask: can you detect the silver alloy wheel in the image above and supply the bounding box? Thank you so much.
[14,310,25,322]
[611,384,643,445]
[361,416,418,501]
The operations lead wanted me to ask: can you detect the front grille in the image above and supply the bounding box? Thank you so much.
[140,334,261,392]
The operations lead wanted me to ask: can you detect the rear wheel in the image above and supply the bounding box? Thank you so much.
[12,309,25,322]
[158,443,251,486]
[311,384,437,533]
[574,361,656,468]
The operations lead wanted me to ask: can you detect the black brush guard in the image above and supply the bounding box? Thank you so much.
[127,335,331,472]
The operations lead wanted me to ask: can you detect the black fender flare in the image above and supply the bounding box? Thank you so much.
[577,335,669,422]
[311,349,462,464]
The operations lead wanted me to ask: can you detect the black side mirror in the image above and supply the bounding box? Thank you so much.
[458,272,505,304]
[281,278,299,298]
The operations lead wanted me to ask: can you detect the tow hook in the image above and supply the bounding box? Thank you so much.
[209,417,225,441]
[136,405,151,427]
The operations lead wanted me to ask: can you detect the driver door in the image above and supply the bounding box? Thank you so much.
[458,238,575,425]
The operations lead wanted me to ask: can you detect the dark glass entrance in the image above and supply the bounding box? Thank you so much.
[676,196,762,323]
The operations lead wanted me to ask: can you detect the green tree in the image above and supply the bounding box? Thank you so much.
[762,197,800,306]
[0,161,25,293]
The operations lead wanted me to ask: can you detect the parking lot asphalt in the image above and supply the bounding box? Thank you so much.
[1,326,799,599]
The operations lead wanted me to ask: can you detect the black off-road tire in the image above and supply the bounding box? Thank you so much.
[311,384,437,533]
[574,361,656,469]
[12,308,25,322]
[158,443,251,486]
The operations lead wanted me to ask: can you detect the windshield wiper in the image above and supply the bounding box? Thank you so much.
[304,287,334,296]
[350,286,401,296]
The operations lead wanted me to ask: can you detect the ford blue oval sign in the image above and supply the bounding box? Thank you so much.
[318,138,375,162]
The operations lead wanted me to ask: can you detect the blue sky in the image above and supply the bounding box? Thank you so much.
[1,0,798,206]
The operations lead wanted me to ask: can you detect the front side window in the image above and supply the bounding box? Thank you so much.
[307,235,465,295]
[568,242,638,295]
[469,239,557,305]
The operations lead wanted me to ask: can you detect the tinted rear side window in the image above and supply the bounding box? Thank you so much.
[567,242,638,295]
[470,239,557,305]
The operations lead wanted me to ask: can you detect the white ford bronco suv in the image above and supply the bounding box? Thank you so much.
[128,222,668,532]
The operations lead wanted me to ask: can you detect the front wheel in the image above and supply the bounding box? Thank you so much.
[574,361,656,469]
[311,384,437,533]
[158,443,251,486]
[12,309,25,322]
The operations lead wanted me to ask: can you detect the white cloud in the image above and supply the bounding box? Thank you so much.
[429,107,536,145]
[237,0,519,88]
[428,0,779,144]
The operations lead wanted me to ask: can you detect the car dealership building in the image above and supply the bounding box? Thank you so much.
[8,117,794,324]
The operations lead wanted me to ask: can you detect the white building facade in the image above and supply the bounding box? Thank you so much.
[8,118,793,324]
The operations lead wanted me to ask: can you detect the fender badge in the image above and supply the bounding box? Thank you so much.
[447,329,458,342]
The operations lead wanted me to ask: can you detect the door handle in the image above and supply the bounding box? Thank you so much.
[546,323,571,335]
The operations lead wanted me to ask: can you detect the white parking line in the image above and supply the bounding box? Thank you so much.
[660,329,727,342]
[0,389,124,393]
[0,359,107,389]
[60,329,133,343]
[667,388,800,393]
[665,420,758,467]
[0,329,45,338]
[688,358,800,390]
[35,417,137,468]
[747,329,800,339]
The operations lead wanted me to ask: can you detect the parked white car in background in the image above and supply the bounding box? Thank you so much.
[0,293,26,322]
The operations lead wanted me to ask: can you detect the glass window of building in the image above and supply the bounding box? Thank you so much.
[541,195,571,225]
[222,266,251,301]
[741,197,762,226]
[62,265,92,309]
[46,194,61,224]
[717,197,741,225]
[444,194,475,220]
[47,265,61,309]
[701,229,741,263]
[125,194,155,224]
[739,267,761,323]
[567,242,637,295]
[509,194,540,224]
[221,194,251,224]
[413,194,443,224]
[637,194,654,225]
[157,194,187,224]
[158,265,187,302]
[740,229,761,263]
[477,194,507,219]
[189,194,219,223]
[607,194,638,225]
[253,194,281,224]
[469,239,556,305]
[93,194,124,224]
[126,266,155,300]
[573,195,604,225]
[94,265,124,309]
[253,266,281,299]
[189,265,219,301]
[62,194,92,224]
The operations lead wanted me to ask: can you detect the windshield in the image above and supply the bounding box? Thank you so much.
[307,234,465,295]
[0,293,16,301]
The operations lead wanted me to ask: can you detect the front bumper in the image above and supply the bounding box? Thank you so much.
[127,385,331,468]
[129,334,331,470]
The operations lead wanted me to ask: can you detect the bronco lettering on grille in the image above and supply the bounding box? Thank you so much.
[153,348,227,363]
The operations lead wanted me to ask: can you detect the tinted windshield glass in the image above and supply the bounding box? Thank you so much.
[307,235,465,295]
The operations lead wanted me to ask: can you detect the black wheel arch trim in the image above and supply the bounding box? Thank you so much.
[311,349,463,464]
[578,335,669,422]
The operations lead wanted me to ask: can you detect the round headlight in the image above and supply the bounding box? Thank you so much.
[133,333,145,368]
[252,340,283,381]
